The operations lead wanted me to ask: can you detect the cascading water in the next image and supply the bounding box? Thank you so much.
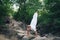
[30,12,38,31]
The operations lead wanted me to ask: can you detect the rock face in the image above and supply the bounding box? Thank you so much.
[32,36,46,40]
[8,19,60,40]
[1,19,60,40]
[16,29,60,40]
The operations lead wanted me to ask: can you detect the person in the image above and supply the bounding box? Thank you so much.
[26,12,38,37]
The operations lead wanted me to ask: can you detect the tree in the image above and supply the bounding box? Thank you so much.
[13,0,41,24]
[37,0,60,35]
[0,0,14,33]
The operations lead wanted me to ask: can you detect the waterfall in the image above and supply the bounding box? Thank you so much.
[30,12,38,31]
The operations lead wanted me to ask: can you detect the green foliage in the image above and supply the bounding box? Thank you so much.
[0,0,14,25]
[0,0,14,34]
[37,0,60,35]
[13,0,41,24]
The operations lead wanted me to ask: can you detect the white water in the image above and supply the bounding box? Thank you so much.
[30,12,38,31]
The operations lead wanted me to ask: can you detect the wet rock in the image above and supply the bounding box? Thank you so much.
[32,36,48,40]
[53,37,60,40]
